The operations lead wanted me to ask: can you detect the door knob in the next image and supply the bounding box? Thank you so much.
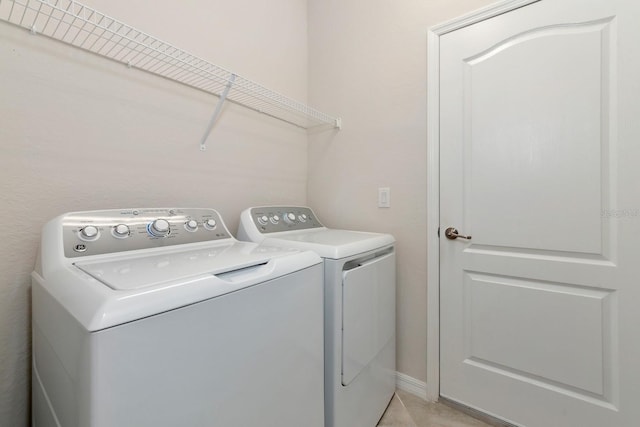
[444,227,471,240]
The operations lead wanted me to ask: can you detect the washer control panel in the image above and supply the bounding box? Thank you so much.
[250,206,323,234]
[63,208,231,258]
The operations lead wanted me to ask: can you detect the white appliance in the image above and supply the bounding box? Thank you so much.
[238,206,396,427]
[32,208,325,427]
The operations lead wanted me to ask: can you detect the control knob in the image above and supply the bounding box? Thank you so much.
[257,215,269,226]
[113,224,130,238]
[204,219,217,230]
[284,212,296,224]
[148,219,170,237]
[79,225,99,241]
[298,213,308,222]
[270,215,280,224]
[184,219,198,232]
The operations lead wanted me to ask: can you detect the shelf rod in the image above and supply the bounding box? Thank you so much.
[200,73,236,151]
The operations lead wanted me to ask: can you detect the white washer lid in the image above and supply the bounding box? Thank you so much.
[74,242,289,290]
[37,241,321,331]
[262,228,395,259]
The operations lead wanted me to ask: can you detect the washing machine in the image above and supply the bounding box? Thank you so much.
[32,208,325,427]
[237,206,396,427]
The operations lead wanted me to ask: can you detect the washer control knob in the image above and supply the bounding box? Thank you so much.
[270,215,280,224]
[185,219,198,232]
[113,224,130,238]
[204,219,217,230]
[149,219,170,237]
[257,215,269,225]
[298,213,308,222]
[80,225,99,240]
[284,212,296,224]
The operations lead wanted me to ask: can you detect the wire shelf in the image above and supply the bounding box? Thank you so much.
[0,0,340,147]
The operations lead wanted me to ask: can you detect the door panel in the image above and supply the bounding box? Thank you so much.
[341,252,395,386]
[465,272,611,396]
[439,1,639,426]
[464,19,611,255]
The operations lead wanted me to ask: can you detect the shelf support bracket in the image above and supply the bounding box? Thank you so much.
[200,73,236,151]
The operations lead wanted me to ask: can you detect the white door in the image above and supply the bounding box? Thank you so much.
[439,0,640,426]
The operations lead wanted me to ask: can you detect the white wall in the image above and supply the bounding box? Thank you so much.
[0,0,505,424]
[307,0,495,386]
[0,1,308,424]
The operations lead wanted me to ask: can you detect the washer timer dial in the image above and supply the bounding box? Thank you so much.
[284,213,296,224]
[148,219,170,237]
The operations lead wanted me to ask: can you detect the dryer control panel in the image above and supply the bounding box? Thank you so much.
[62,208,232,258]
[249,206,324,234]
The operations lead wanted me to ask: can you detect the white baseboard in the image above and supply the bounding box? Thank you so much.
[395,372,427,400]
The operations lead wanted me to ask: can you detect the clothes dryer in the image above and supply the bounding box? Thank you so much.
[32,208,324,427]
[238,206,396,427]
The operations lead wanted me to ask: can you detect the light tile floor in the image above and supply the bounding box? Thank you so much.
[377,390,494,427]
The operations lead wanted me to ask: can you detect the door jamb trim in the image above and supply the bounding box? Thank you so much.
[425,0,541,402]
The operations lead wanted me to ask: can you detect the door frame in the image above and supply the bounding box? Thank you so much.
[425,0,541,402]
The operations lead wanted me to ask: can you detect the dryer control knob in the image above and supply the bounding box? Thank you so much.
[298,213,308,222]
[284,212,296,224]
[270,215,280,224]
[204,219,217,230]
[80,225,99,240]
[257,215,269,225]
[113,224,130,238]
[149,219,170,237]
[184,220,198,232]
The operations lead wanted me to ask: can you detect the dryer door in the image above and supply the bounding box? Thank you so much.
[341,249,395,385]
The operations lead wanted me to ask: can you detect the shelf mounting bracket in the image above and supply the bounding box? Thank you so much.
[200,73,236,151]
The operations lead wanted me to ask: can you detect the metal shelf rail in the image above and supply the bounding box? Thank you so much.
[0,0,341,150]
